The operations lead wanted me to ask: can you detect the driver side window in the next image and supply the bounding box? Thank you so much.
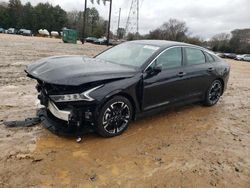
[156,47,182,70]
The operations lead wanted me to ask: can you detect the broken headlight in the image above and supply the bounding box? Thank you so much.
[49,85,103,103]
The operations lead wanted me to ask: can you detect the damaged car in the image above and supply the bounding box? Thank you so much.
[26,40,230,137]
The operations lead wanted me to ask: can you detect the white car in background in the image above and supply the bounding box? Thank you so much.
[7,28,16,34]
[235,54,250,61]
[38,29,50,36]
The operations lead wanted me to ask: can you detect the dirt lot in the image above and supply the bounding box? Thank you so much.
[0,34,249,188]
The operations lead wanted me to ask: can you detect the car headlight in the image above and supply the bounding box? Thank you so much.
[49,85,103,102]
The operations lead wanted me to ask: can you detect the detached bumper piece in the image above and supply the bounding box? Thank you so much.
[37,108,94,137]
[3,117,41,128]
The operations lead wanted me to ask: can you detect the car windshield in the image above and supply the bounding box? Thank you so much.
[96,42,160,68]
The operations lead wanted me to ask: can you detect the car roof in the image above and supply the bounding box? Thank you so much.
[128,40,200,49]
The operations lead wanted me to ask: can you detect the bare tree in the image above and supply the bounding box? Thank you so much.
[160,19,188,41]
[186,36,204,46]
[211,33,230,42]
[148,18,188,42]
[210,33,230,52]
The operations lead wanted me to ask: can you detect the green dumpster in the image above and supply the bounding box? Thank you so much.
[62,29,78,44]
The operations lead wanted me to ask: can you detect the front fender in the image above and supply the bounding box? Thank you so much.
[91,74,143,114]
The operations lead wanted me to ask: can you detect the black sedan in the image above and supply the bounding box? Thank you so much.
[85,37,97,43]
[26,40,230,137]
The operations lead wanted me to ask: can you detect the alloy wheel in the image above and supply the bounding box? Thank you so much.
[102,101,131,134]
[208,80,222,104]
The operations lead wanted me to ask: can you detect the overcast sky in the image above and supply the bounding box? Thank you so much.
[3,0,250,39]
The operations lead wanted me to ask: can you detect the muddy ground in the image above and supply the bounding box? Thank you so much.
[0,34,249,188]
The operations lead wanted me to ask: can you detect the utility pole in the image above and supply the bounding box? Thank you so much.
[107,0,112,46]
[82,0,87,44]
[117,8,121,36]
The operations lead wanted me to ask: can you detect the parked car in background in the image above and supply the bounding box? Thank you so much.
[26,40,230,138]
[224,53,237,59]
[7,28,16,34]
[94,38,114,45]
[22,29,32,36]
[51,31,59,38]
[94,38,107,45]
[0,28,5,33]
[235,54,250,61]
[215,52,225,58]
[38,29,50,37]
[85,37,97,43]
[17,29,32,36]
[17,29,26,35]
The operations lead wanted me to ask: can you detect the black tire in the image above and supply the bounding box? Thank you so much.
[96,96,133,137]
[204,80,223,106]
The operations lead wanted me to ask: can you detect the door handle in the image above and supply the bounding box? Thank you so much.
[207,67,215,72]
[177,72,186,77]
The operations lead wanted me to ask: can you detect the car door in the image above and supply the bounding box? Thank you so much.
[142,47,189,110]
[182,47,216,98]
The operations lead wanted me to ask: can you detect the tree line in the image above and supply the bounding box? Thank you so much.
[126,19,204,46]
[0,0,67,33]
[0,0,109,38]
[210,29,250,54]
[133,19,250,54]
[1,0,249,53]
[128,18,250,54]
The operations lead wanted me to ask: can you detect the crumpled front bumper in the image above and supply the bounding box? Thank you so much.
[37,104,94,137]
[35,83,97,136]
[37,98,93,136]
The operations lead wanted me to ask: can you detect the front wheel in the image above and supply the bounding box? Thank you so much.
[96,96,133,137]
[204,80,223,106]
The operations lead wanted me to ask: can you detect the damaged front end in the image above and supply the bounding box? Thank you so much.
[35,81,102,136]
[25,55,137,137]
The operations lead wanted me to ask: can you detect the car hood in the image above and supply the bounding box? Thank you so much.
[26,55,138,86]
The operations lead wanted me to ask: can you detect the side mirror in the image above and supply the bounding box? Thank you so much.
[153,64,162,73]
[146,63,162,78]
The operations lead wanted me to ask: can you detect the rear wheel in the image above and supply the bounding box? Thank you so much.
[96,96,133,137]
[204,80,223,106]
